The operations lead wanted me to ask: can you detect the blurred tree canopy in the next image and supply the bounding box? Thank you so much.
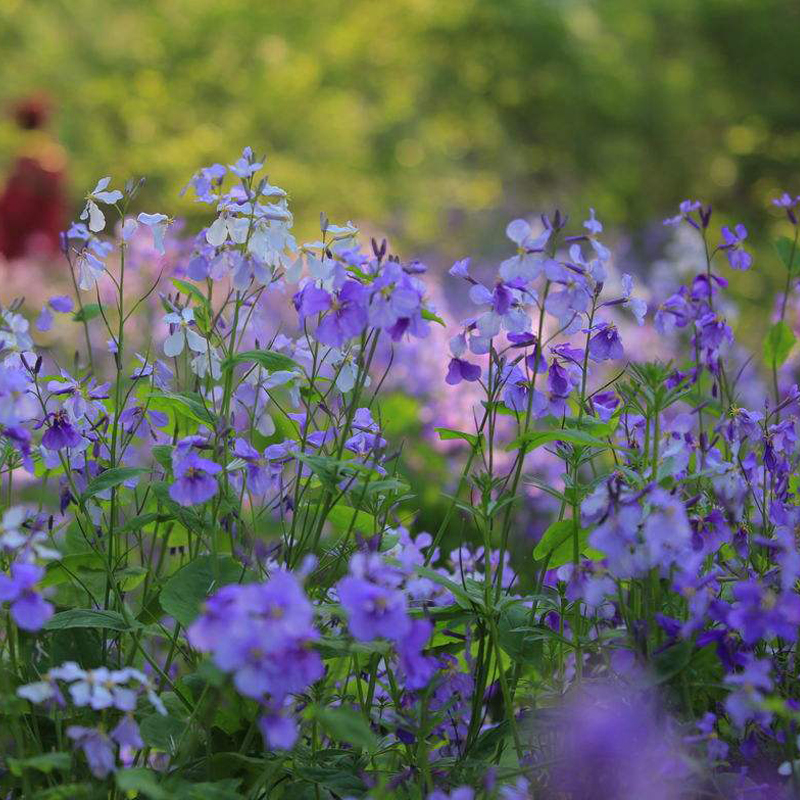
[1,0,799,260]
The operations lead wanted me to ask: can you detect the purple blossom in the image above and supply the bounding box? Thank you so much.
[259,713,298,750]
[67,726,116,779]
[0,561,53,630]
[587,322,624,362]
[337,574,410,643]
[654,289,690,335]
[169,453,222,506]
[315,280,369,348]
[445,358,481,386]
[188,572,322,710]
[41,409,83,450]
[591,390,620,422]
[720,223,752,271]
[397,618,436,689]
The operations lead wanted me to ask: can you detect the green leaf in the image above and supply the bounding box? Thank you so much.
[172,277,210,308]
[31,784,95,800]
[83,467,147,499]
[652,639,695,684]
[507,428,613,453]
[312,502,377,537]
[169,780,244,800]
[72,303,103,323]
[116,768,170,800]
[8,752,71,776]
[763,320,796,368]
[222,349,299,374]
[147,391,216,426]
[775,236,798,273]
[152,445,174,471]
[160,555,242,627]
[295,765,367,795]
[119,512,163,535]
[118,565,148,592]
[139,714,186,754]
[313,705,378,752]
[497,604,542,664]
[421,308,446,326]
[533,519,599,567]
[414,564,475,610]
[44,609,137,632]
[434,427,482,448]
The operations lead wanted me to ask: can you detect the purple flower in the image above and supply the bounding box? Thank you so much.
[654,289,690,335]
[67,726,116,779]
[587,322,624,362]
[369,262,429,341]
[720,224,752,271]
[294,282,332,321]
[773,192,799,224]
[259,713,298,750]
[169,453,222,506]
[397,618,436,689]
[591,390,620,422]
[315,280,369,348]
[544,268,591,322]
[188,572,322,709]
[41,409,83,450]
[547,359,573,400]
[111,715,143,750]
[337,575,410,642]
[36,306,53,332]
[0,561,53,631]
[449,258,471,278]
[49,295,74,313]
[445,358,481,386]
[724,655,773,729]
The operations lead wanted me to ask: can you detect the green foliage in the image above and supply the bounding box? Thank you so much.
[159,555,243,627]
[763,320,796,367]
[1,0,798,263]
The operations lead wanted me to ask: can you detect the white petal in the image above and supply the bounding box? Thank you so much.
[185,328,207,354]
[206,216,229,247]
[87,201,105,233]
[163,331,185,358]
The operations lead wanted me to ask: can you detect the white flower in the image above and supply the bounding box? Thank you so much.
[76,251,106,291]
[163,308,206,358]
[190,345,222,380]
[137,212,170,254]
[80,177,123,233]
[206,216,229,247]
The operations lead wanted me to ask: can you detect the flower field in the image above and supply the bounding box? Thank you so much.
[2,148,800,798]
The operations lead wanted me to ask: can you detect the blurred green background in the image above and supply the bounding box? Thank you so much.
[1,0,799,283]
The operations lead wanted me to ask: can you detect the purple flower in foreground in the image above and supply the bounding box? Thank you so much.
[337,575,410,642]
[720,224,752,271]
[259,713,298,750]
[428,789,474,800]
[36,306,53,332]
[315,280,369,348]
[41,409,83,450]
[0,561,53,631]
[111,715,143,750]
[49,295,74,313]
[398,618,436,689]
[67,726,116,779]
[446,358,481,386]
[588,322,624,362]
[654,289,690,336]
[724,655,773,729]
[188,572,322,710]
[591,390,620,422]
[169,453,222,506]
